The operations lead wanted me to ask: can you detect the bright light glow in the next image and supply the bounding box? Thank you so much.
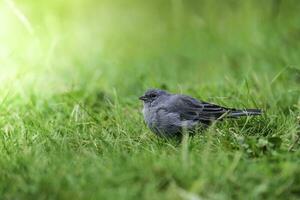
[4,0,34,35]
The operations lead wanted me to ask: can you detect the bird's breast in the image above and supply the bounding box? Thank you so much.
[142,105,159,129]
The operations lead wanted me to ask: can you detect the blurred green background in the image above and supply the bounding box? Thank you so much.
[1,0,299,96]
[0,0,300,199]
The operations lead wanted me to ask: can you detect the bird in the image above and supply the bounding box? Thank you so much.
[139,89,262,137]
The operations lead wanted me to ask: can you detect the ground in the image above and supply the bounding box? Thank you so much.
[0,0,300,199]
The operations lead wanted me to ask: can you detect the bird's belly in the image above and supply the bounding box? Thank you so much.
[145,109,182,137]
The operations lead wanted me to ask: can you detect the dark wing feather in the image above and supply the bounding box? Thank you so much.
[169,95,231,123]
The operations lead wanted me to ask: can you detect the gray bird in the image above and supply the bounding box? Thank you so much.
[139,89,262,137]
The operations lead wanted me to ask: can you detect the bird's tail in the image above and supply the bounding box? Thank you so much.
[228,109,262,118]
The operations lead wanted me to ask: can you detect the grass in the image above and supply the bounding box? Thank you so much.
[0,0,300,199]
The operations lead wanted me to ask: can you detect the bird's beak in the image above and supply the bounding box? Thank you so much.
[139,95,147,101]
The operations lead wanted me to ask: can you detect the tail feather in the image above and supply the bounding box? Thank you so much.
[228,109,262,118]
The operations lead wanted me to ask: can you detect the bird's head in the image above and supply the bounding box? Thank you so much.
[139,89,168,104]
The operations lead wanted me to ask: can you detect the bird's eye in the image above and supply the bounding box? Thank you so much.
[150,94,157,98]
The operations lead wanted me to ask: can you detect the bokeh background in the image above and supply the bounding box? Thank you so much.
[1,0,299,98]
[1,0,300,199]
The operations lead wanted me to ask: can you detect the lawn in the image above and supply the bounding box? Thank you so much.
[0,0,300,199]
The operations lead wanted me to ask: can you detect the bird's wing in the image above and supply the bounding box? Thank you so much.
[168,95,232,122]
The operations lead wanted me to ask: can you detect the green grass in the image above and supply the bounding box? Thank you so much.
[0,0,300,199]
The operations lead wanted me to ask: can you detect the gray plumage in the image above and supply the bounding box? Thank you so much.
[139,89,262,137]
